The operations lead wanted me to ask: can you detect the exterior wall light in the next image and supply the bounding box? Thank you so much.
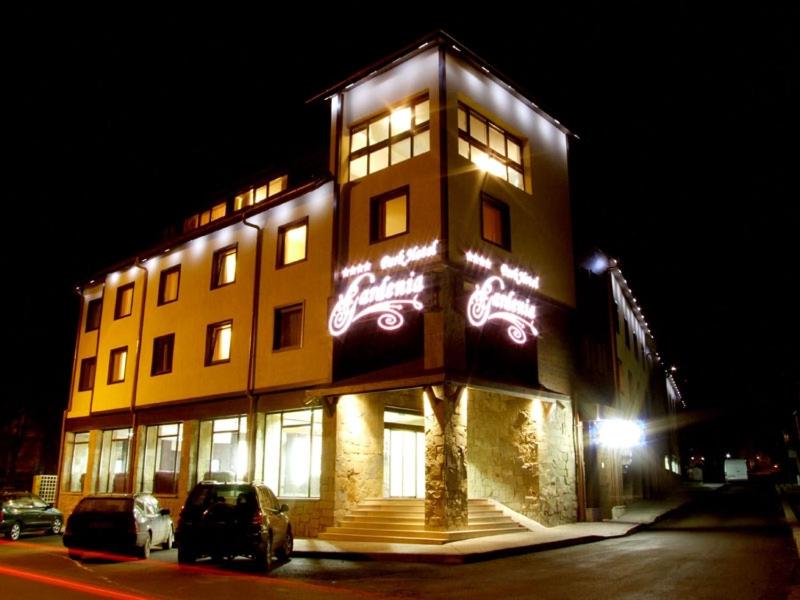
[591,419,645,449]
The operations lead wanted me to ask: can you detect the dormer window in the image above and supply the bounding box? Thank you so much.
[458,103,524,191]
[349,95,430,181]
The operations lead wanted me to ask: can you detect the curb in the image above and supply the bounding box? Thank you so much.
[777,485,800,559]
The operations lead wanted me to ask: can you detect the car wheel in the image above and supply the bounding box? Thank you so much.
[177,545,195,564]
[5,522,21,541]
[138,534,151,559]
[161,526,173,550]
[68,551,83,561]
[50,517,63,535]
[276,528,293,561]
[255,534,272,572]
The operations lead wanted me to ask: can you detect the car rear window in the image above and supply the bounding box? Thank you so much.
[73,498,132,513]
[186,484,255,509]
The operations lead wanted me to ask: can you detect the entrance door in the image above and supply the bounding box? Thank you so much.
[383,410,424,498]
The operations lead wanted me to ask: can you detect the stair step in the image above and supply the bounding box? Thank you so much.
[318,526,527,545]
[318,532,447,545]
[341,515,513,525]
[338,521,523,532]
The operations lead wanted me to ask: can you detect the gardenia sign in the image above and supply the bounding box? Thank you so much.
[465,251,540,345]
[328,240,438,337]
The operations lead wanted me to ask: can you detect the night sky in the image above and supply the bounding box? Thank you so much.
[7,7,798,470]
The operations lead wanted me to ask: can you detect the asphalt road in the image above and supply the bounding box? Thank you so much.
[1,483,797,599]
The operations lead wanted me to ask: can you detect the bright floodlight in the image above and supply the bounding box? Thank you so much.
[594,419,645,449]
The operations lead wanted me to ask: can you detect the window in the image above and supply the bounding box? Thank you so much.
[108,346,128,384]
[62,432,89,492]
[349,95,430,180]
[140,423,183,495]
[277,218,308,267]
[262,409,322,498]
[85,298,102,332]
[114,283,134,319]
[78,357,96,391]
[97,428,132,493]
[233,175,288,211]
[206,320,232,365]
[273,304,303,350]
[197,416,248,483]
[151,334,175,376]
[481,194,511,250]
[158,265,181,305]
[370,188,408,242]
[458,104,524,190]
[211,245,237,288]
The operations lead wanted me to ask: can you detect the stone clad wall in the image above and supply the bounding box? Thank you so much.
[334,394,383,523]
[467,389,577,526]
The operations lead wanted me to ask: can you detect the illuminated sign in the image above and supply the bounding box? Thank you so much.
[465,251,540,345]
[329,240,439,336]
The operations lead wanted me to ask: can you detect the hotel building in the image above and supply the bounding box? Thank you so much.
[58,31,582,540]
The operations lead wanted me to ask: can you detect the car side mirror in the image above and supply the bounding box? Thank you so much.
[279,504,289,514]
[160,508,171,516]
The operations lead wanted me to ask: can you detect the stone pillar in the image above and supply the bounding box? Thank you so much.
[334,394,383,523]
[424,386,468,530]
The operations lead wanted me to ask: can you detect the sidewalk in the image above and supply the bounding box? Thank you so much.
[293,494,690,564]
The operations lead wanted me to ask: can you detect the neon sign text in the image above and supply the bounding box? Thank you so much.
[500,264,540,290]
[379,240,439,270]
[328,272,424,336]
[467,276,538,344]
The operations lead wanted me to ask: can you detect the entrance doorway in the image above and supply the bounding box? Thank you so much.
[383,410,424,498]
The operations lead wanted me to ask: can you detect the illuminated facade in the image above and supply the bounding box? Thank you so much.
[574,253,682,519]
[58,32,581,538]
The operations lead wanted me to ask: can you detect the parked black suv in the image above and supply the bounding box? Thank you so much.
[175,481,292,570]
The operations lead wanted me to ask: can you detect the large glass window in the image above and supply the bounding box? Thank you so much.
[197,416,248,483]
[108,346,128,384]
[97,428,132,493]
[234,175,288,210]
[158,265,181,305]
[263,409,322,498]
[140,423,183,495]
[370,188,408,242]
[349,95,430,181]
[205,320,232,365]
[114,283,134,319]
[212,245,237,288]
[63,431,89,492]
[277,218,308,267]
[458,103,524,191]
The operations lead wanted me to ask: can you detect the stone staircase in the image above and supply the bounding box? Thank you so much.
[317,498,529,544]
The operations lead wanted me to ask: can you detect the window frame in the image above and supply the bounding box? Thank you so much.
[158,265,181,305]
[370,186,410,244]
[211,244,238,290]
[108,346,128,384]
[276,217,309,269]
[85,298,103,332]
[480,193,511,251]
[140,422,183,495]
[458,102,525,191]
[151,333,175,376]
[78,357,96,391]
[205,320,233,366]
[262,408,323,499]
[273,302,304,352]
[348,93,431,181]
[114,283,135,320]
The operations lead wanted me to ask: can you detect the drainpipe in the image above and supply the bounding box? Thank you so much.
[242,214,264,481]
[129,259,149,492]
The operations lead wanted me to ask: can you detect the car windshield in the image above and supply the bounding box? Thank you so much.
[73,498,131,513]
[186,484,255,509]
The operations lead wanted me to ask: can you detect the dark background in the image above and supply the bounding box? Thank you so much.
[5,6,798,478]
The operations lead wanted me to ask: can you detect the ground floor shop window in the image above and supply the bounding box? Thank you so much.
[140,423,183,494]
[97,428,132,492]
[263,409,322,498]
[197,416,247,482]
[62,431,89,492]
